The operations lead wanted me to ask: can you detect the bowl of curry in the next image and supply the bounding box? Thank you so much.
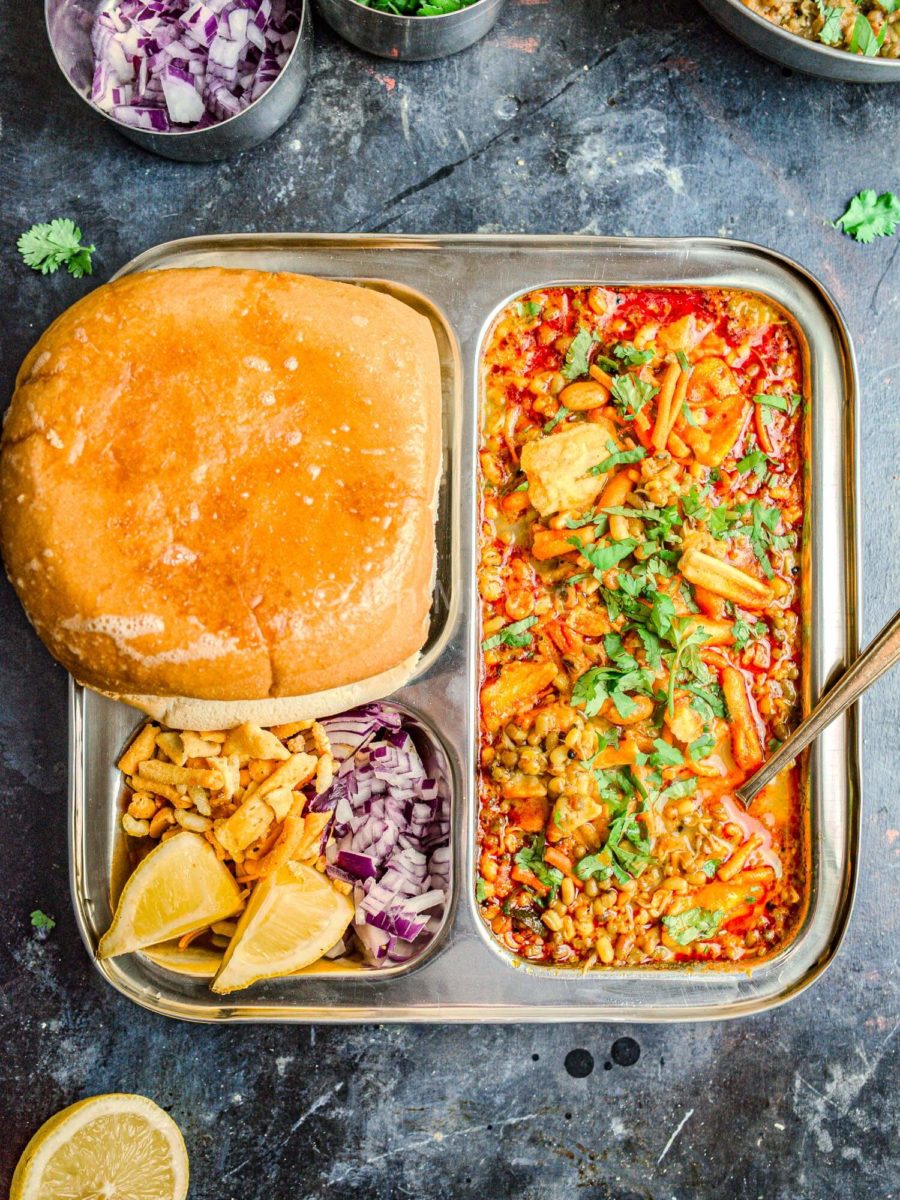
[699,0,900,81]
[477,284,807,971]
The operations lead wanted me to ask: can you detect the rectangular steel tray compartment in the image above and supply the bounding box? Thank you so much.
[69,234,859,1022]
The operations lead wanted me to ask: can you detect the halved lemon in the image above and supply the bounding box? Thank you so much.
[99,832,243,958]
[141,941,224,979]
[212,862,354,994]
[10,1093,188,1200]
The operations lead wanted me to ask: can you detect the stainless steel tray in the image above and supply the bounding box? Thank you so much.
[69,234,860,1022]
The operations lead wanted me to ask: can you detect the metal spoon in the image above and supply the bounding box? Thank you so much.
[737,607,900,806]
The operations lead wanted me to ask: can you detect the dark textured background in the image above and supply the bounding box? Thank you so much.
[1,1,898,1196]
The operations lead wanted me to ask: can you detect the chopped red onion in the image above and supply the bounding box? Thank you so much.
[91,0,299,131]
[308,705,450,967]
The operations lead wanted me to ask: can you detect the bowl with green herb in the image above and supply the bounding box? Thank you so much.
[315,0,506,60]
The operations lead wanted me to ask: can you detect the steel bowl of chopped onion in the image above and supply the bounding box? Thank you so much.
[314,0,506,61]
[45,0,313,161]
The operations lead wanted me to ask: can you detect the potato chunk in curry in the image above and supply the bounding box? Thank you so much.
[520,419,619,517]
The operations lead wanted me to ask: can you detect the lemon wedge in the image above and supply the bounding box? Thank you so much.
[99,832,243,958]
[10,1093,188,1200]
[212,862,354,994]
[141,941,224,979]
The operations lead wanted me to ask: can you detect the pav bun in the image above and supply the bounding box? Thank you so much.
[0,268,442,725]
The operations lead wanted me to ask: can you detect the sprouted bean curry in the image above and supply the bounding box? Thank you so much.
[477,285,807,969]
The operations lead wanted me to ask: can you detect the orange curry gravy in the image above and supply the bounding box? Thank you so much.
[477,286,806,968]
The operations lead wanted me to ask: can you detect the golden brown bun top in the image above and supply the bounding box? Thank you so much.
[0,268,442,703]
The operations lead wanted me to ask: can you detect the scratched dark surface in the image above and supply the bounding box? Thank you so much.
[1,0,898,1196]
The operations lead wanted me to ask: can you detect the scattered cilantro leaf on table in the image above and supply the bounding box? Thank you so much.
[31,909,56,935]
[18,219,95,278]
[835,190,900,243]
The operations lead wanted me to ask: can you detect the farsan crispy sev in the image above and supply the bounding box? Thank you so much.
[117,718,349,931]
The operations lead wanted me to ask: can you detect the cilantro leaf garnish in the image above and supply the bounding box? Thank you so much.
[835,189,900,243]
[562,328,599,381]
[666,618,711,715]
[681,485,710,519]
[663,906,725,946]
[649,738,684,768]
[848,12,886,54]
[590,440,647,475]
[610,374,659,421]
[685,682,726,719]
[515,834,563,901]
[636,624,663,669]
[612,341,655,368]
[31,909,56,933]
[604,632,640,671]
[753,392,800,415]
[515,299,543,319]
[746,499,782,579]
[605,810,653,878]
[574,852,612,882]
[367,0,482,12]
[567,535,638,576]
[732,619,752,651]
[18,219,95,278]
[657,777,698,806]
[688,731,716,761]
[543,405,571,433]
[707,504,744,540]
[481,616,538,651]
[816,0,843,43]
[736,446,769,477]
[571,663,655,719]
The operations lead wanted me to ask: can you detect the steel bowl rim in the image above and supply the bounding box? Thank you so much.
[44,0,311,140]
[320,0,500,24]
[708,0,900,73]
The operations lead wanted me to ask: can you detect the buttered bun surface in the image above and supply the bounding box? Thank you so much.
[0,267,442,726]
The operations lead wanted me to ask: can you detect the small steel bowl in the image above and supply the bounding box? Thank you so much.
[45,0,314,161]
[314,0,505,61]
[698,0,900,82]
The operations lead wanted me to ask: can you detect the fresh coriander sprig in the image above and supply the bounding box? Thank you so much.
[31,909,56,937]
[18,219,95,278]
[481,616,538,652]
[835,190,900,243]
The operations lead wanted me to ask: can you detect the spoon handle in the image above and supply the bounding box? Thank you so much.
[736,607,900,806]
